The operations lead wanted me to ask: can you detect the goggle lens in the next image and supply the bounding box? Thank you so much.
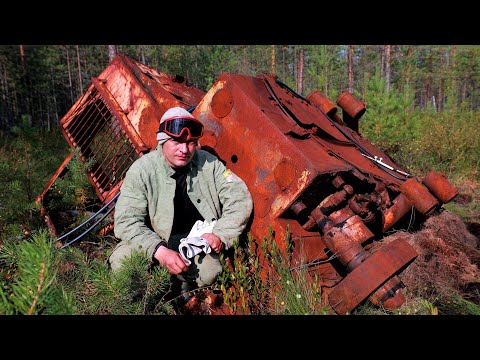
[159,117,204,139]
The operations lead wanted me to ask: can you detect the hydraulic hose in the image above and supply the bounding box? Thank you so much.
[54,192,120,252]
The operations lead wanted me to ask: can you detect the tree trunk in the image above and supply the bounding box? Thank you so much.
[65,46,74,105]
[140,45,146,64]
[293,46,297,84]
[271,45,276,77]
[297,47,304,95]
[385,45,391,93]
[19,45,32,126]
[51,66,59,127]
[19,45,26,75]
[76,45,83,97]
[406,45,413,87]
[348,45,354,93]
[0,64,7,129]
[438,51,443,112]
[325,45,329,95]
[451,45,457,108]
[380,45,385,78]
[108,45,117,62]
[83,46,89,84]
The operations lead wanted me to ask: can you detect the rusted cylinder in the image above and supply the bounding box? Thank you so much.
[399,178,439,215]
[329,207,355,224]
[336,92,366,120]
[331,174,346,189]
[318,185,354,215]
[369,275,406,309]
[322,227,370,272]
[422,171,459,204]
[382,193,414,231]
[336,213,375,245]
[382,290,405,309]
[307,90,338,117]
[321,214,373,271]
[291,200,307,215]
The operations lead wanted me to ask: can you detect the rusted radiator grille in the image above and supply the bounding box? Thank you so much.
[62,89,140,200]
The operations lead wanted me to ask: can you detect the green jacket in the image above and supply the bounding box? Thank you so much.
[113,147,253,260]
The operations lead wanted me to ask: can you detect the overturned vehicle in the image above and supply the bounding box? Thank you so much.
[36,54,459,314]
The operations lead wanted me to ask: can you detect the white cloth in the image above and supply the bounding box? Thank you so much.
[178,220,216,265]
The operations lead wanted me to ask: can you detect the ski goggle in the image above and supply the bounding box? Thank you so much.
[158,116,204,139]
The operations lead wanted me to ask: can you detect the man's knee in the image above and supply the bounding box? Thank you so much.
[108,244,133,272]
[195,253,223,286]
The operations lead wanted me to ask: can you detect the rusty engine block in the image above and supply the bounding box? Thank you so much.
[36,54,459,314]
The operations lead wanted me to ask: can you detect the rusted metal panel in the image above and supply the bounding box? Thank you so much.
[35,152,73,204]
[194,73,411,245]
[192,71,454,312]
[113,55,205,149]
[35,153,73,237]
[61,54,206,152]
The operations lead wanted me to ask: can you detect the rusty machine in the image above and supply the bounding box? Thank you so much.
[36,54,459,314]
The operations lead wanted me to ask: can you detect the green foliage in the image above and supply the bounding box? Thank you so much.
[218,227,329,315]
[382,294,480,316]
[360,70,419,155]
[353,296,440,315]
[47,147,96,212]
[443,191,480,223]
[87,251,172,315]
[0,226,173,315]
[437,294,480,315]
[0,124,68,242]
[0,229,75,315]
[262,228,329,315]
[304,45,345,99]
[398,110,480,180]
[218,233,270,314]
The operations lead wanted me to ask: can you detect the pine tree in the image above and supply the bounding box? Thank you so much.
[0,229,76,315]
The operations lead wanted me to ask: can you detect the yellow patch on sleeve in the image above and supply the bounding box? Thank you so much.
[223,169,239,183]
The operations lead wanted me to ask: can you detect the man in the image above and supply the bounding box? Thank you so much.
[109,106,253,305]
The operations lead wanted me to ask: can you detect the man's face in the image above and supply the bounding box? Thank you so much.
[162,133,198,169]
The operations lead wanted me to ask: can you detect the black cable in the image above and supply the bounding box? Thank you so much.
[54,204,117,252]
[56,192,120,242]
[54,192,120,252]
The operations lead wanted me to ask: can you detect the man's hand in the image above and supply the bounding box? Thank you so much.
[154,246,189,274]
[201,233,224,253]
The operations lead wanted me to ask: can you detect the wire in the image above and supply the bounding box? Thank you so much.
[56,192,120,242]
[54,192,120,251]
[54,204,117,252]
